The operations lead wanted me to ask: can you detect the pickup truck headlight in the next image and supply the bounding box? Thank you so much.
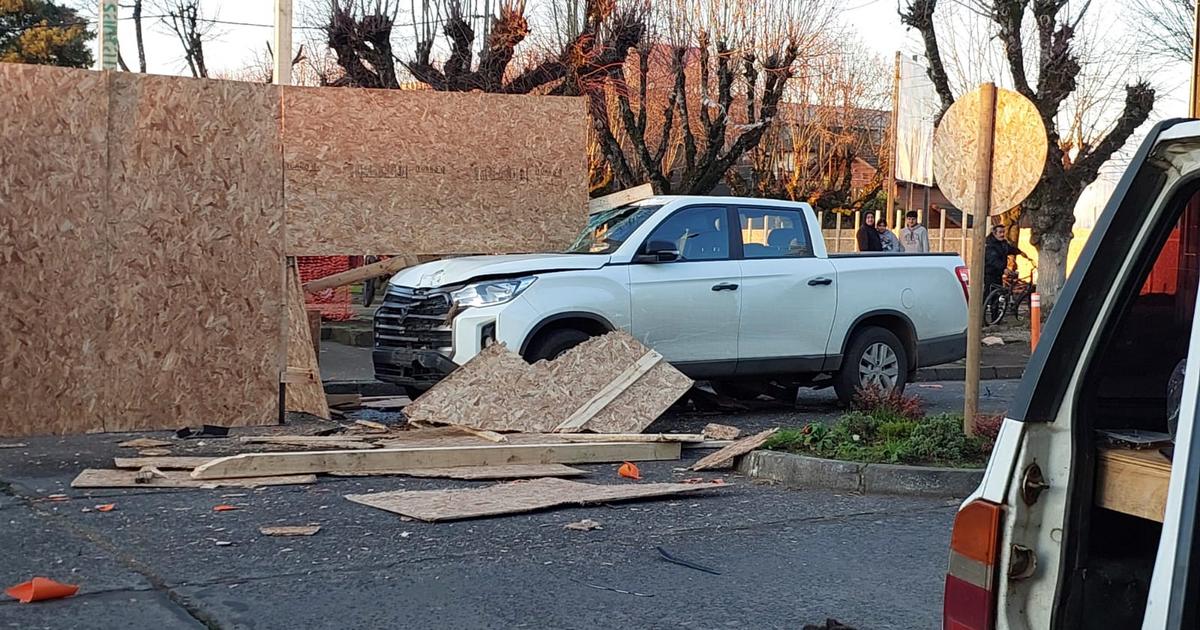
[451,277,536,308]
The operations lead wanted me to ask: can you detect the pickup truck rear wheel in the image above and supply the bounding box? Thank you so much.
[525,328,592,362]
[835,326,908,406]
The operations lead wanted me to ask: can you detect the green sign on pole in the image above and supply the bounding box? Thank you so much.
[99,0,119,70]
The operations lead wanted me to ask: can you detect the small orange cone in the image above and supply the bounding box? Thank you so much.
[617,462,641,480]
[5,577,79,603]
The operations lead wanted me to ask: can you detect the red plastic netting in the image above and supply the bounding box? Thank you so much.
[297,256,353,321]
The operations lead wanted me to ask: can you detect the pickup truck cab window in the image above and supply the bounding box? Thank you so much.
[641,205,731,261]
[738,207,813,259]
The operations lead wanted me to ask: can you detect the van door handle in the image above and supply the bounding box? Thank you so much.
[808,277,833,286]
[711,283,739,292]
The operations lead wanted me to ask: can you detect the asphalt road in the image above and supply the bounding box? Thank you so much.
[0,381,1019,629]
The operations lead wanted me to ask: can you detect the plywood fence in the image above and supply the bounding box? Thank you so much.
[0,64,587,437]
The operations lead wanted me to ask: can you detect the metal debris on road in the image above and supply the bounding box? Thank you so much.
[656,546,721,575]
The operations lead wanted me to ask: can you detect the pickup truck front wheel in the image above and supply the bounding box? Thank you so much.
[835,327,908,406]
[524,328,592,362]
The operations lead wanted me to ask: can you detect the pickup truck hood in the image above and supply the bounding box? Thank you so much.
[389,253,611,289]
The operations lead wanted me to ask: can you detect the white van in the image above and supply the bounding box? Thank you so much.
[943,119,1200,629]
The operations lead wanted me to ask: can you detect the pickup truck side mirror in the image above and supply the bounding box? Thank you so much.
[635,240,680,263]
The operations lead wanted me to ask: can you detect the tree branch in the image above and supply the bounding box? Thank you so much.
[1070,82,1155,187]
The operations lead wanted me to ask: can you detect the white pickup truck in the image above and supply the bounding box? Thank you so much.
[373,196,969,403]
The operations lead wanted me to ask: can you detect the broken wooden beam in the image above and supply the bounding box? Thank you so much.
[327,463,588,480]
[588,183,654,215]
[302,256,414,293]
[72,469,317,489]
[191,441,682,479]
[554,433,706,443]
[691,428,779,471]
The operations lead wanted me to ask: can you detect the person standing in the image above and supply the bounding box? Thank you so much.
[877,218,900,252]
[857,212,882,252]
[899,210,931,253]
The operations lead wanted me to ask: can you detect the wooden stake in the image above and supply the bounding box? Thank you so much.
[885,51,901,224]
[273,0,293,86]
[964,83,998,436]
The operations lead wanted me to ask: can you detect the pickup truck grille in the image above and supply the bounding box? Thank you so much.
[374,286,454,353]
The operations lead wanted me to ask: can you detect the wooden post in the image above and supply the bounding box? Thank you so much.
[274,0,293,85]
[834,212,842,252]
[306,308,321,364]
[965,83,998,436]
[961,210,968,263]
[886,51,901,226]
[939,205,947,252]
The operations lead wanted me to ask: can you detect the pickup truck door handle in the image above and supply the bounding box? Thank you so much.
[711,283,739,292]
[808,277,834,286]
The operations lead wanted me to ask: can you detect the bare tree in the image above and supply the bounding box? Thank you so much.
[133,0,147,72]
[901,0,1156,310]
[1129,0,1194,64]
[588,0,840,195]
[157,0,212,78]
[324,0,643,94]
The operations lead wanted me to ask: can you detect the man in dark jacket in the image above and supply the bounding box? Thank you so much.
[984,224,1027,292]
[857,212,882,252]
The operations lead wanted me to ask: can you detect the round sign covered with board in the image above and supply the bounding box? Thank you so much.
[932,85,1047,216]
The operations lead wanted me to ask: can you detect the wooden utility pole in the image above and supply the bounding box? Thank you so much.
[964,83,998,434]
[97,0,119,70]
[885,52,901,220]
[274,0,293,86]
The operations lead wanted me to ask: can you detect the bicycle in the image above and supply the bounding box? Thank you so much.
[984,265,1036,326]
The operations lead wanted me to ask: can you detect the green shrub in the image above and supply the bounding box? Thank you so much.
[766,411,987,467]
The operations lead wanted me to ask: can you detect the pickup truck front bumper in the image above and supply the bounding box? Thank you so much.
[372,347,459,390]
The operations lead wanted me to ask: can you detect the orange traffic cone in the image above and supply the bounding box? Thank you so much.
[5,577,79,603]
[617,462,641,480]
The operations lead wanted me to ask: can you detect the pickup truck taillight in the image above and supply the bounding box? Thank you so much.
[943,500,1003,630]
[956,266,970,302]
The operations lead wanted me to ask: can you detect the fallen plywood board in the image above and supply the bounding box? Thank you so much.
[404,331,692,434]
[72,469,316,489]
[303,256,415,293]
[326,394,362,408]
[285,266,330,419]
[192,441,682,479]
[239,436,379,449]
[588,183,655,215]
[555,350,663,432]
[345,477,712,521]
[328,463,588,480]
[114,456,214,470]
[702,424,741,441]
[691,428,779,471]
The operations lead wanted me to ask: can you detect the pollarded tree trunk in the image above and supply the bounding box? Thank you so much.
[1024,191,1077,310]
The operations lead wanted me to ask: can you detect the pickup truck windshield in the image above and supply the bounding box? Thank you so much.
[565,203,663,254]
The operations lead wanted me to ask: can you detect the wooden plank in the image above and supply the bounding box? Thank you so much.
[281,367,319,384]
[453,426,508,443]
[326,394,362,408]
[1095,447,1172,523]
[588,184,655,215]
[555,350,663,432]
[302,256,415,293]
[691,428,779,471]
[555,433,706,443]
[360,396,412,410]
[345,477,713,521]
[284,266,330,419]
[327,463,588,479]
[238,436,380,449]
[114,456,213,470]
[306,308,322,363]
[192,441,682,479]
[72,469,316,489]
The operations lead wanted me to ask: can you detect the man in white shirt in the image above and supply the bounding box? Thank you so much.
[899,211,931,253]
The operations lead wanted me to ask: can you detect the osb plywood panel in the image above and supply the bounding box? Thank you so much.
[403,331,692,433]
[285,267,330,418]
[0,65,109,437]
[345,477,710,521]
[282,86,587,255]
[328,463,588,479]
[932,86,1047,215]
[104,73,283,431]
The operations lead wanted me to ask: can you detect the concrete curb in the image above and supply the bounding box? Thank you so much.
[737,450,983,498]
[914,365,1024,382]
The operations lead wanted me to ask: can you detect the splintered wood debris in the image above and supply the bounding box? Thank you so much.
[691,428,780,471]
[403,331,692,434]
[259,525,321,537]
[702,424,741,441]
[344,477,716,522]
[71,469,317,489]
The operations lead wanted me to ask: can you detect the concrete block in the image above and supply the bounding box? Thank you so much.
[738,451,862,492]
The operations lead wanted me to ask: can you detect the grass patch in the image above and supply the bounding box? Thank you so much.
[765,411,991,468]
